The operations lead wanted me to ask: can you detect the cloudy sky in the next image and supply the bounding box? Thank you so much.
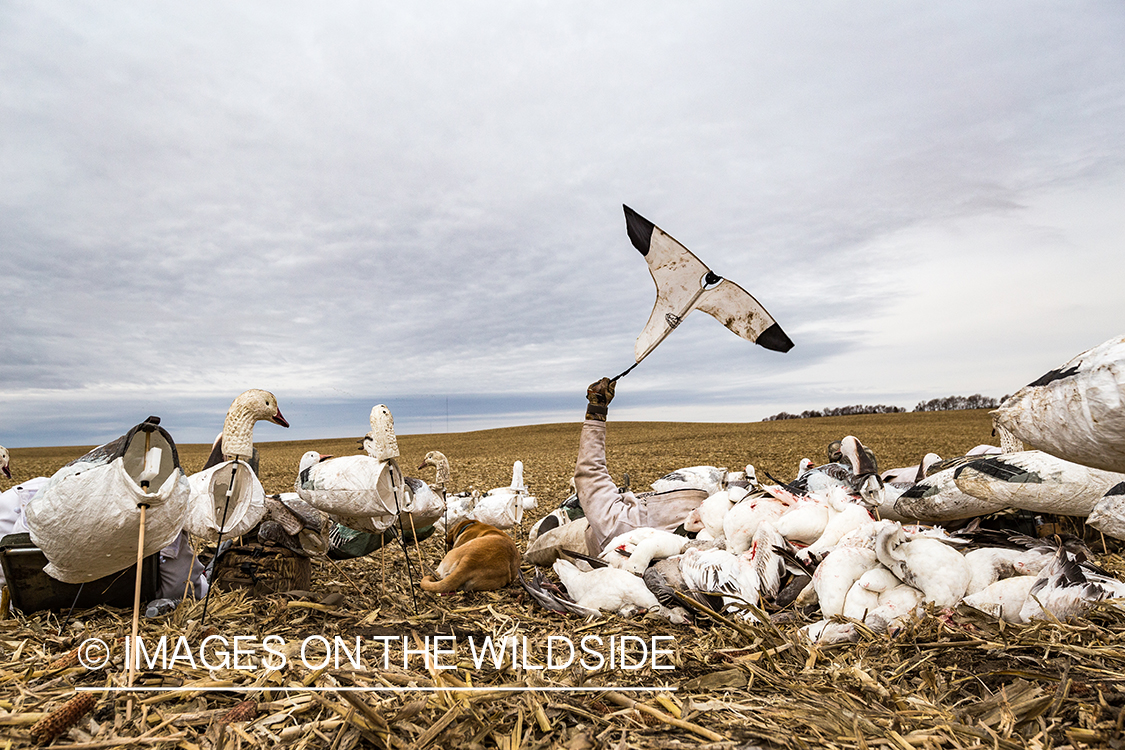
[2,2,1123,448]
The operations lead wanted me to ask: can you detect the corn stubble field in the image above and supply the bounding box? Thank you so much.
[4,410,1125,750]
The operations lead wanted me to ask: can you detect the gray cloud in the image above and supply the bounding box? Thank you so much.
[2,2,1124,448]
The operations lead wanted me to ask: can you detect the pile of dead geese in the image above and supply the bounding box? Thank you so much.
[522,334,1125,643]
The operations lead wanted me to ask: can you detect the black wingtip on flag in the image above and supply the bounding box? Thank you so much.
[622,204,794,365]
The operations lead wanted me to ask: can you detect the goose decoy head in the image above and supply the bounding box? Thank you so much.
[0,446,9,479]
[221,389,288,460]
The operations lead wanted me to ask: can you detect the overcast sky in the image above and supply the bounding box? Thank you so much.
[2,2,1124,448]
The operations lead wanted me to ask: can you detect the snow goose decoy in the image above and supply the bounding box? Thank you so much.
[952,450,1125,517]
[25,416,191,583]
[993,334,1125,474]
[1087,481,1125,540]
[296,406,411,535]
[651,465,727,497]
[893,460,1007,523]
[471,461,533,529]
[184,390,288,542]
[259,492,329,556]
[0,446,9,480]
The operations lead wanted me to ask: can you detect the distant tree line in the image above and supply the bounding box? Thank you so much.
[762,404,907,421]
[762,394,1005,421]
[912,394,1002,412]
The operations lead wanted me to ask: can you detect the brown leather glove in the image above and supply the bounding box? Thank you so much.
[585,377,615,421]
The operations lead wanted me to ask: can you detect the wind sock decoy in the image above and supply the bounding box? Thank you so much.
[615,206,793,381]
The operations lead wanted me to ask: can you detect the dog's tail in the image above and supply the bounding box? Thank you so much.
[420,571,470,593]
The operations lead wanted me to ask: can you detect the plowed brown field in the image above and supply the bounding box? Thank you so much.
[6,409,996,511]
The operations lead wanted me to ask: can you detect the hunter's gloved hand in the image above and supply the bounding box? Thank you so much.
[585,377,615,421]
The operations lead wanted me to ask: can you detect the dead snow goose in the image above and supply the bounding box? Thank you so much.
[1018,548,1125,622]
[598,527,691,574]
[875,524,971,609]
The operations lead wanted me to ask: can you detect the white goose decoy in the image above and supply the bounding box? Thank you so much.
[651,466,727,497]
[185,390,288,542]
[26,416,192,583]
[953,450,1125,516]
[471,461,533,528]
[0,446,9,480]
[1087,482,1125,539]
[398,451,449,534]
[296,406,411,534]
[881,453,942,486]
[875,524,971,609]
[893,462,1007,523]
[994,334,1125,474]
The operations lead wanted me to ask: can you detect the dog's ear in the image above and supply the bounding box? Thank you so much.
[446,519,472,550]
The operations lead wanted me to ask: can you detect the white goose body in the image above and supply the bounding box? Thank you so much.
[962,576,1038,623]
[599,528,691,574]
[812,546,880,618]
[552,559,661,617]
[678,546,760,615]
[799,488,875,562]
[953,450,1125,516]
[865,584,924,633]
[994,334,1125,473]
[723,491,789,553]
[1018,551,1125,622]
[842,566,898,621]
[772,495,831,545]
[685,485,747,538]
[875,524,970,609]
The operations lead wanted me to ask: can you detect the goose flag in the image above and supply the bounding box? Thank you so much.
[623,205,794,366]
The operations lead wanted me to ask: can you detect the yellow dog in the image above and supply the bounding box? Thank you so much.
[420,520,520,593]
